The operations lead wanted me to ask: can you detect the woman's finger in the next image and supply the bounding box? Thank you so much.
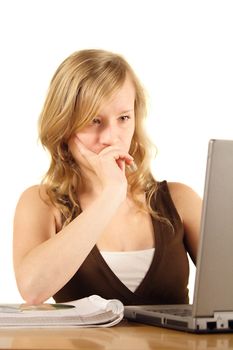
[74,136,134,166]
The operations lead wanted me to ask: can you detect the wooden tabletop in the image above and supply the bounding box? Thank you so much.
[0,319,233,349]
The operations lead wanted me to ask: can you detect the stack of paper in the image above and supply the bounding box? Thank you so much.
[0,295,124,328]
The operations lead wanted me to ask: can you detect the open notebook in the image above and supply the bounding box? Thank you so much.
[0,295,124,328]
[125,139,233,333]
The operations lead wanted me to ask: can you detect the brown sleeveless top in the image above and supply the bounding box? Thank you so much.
[53,181,190,305]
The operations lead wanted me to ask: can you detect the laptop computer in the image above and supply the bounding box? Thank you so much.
[124,139,233,333]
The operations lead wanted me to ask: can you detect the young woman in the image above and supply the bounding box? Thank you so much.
[13,49,202,305]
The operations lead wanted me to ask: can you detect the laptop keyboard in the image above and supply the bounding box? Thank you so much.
[146,307,192,317]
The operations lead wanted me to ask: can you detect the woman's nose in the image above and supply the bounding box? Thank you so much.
[99,125,119,145]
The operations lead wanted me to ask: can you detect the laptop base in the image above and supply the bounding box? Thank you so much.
[124,305,233,333]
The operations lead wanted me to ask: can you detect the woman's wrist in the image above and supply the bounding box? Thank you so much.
[101,185,127,204]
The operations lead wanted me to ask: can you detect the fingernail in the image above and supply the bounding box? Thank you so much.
[127,161,138,172]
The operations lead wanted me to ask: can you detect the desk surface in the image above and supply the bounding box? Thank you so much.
[0,319,233,350]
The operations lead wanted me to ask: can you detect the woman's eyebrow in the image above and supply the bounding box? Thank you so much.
[96,109,134,118]
[117,109,134,116]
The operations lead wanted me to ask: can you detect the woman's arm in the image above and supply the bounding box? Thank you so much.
[13,184,125,305]
[167,182,202,264]
[13,139,133,304]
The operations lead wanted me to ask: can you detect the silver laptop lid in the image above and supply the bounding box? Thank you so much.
[193,139,233,317]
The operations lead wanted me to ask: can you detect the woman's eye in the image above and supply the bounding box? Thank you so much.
[119,115,130,121]
[92,118,101,125]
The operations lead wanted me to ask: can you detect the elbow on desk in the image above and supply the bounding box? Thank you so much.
[16,274,50,305]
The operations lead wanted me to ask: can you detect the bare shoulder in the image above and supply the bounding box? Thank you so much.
[167,181,201,200]
[14,184,61,236]
[16,184,52,211]
[167,182,202,219]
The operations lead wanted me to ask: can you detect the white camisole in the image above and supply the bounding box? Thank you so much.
[100,248,155,292]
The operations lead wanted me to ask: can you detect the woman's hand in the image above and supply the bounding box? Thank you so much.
[72,136,134,196]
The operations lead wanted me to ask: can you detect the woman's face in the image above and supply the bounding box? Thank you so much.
[69,76,136,163]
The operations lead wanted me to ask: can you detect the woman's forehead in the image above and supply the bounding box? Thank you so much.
[98,77,135,111]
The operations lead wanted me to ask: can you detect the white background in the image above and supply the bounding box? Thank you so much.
[0,0,232,303]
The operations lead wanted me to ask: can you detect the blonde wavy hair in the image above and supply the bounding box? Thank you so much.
[38,49,158,226]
